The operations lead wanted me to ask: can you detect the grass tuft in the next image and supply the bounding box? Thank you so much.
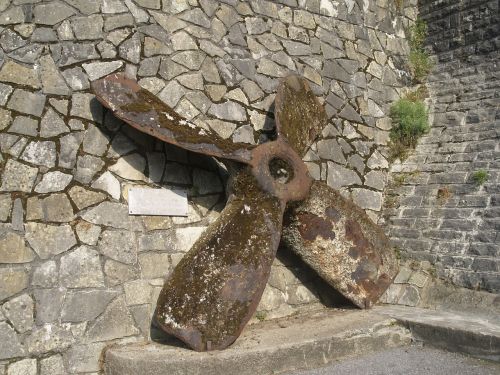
[388,98,429,161]
[472,170,488,185]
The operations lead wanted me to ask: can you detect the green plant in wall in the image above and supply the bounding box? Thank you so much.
[388,97,429,161]
[408,19,433,83]
[472,170,488,185]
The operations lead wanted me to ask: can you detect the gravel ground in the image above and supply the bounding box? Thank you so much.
[288,346,500,375]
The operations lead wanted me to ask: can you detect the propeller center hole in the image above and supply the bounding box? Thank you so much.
[269,157,294,184]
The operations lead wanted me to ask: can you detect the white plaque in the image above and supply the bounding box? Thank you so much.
[128,187,188,216]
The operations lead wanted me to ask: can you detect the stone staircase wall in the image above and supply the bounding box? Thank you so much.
[384,0,500,298]
[0,0,414,373]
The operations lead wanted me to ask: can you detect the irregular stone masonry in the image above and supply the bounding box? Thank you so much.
[384,0,500,296]
[0,0,414,372]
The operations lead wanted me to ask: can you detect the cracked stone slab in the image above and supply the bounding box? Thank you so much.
[0,7,24,25]
[0,159,38,192]
[0,231,35,263]
[34,1,77,25]
[40,54,71,96]
[85,296,139,341]
[80,201,131,229]
[91,171,121,200]
[74,154,105,184]
[25,324,74,355]
[68,186,106,210]
[39,108,69,138]
[2,294,34,333]
[60,245,105,288]
[9,116,38,137]
[72,14,104,40]
[82,60,124,81]
[98,229,137,264]
[82,124,110,156]
[0,322,25,359]
[25,222,77,259]
[0,267,28,302]
[71,92,103,121]
[109,153,146,181]
[75,222,101,245]
[59,42,99,67]
[208,101,247,122]
[20,140,57,168]
[35,171,73,193]
[7,89,46,117]
[61,290,118,322]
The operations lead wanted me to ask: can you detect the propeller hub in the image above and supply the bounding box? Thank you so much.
[249,138,312,203]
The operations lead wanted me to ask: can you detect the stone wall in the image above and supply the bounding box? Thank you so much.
[0,0,414,373]
[385,0,500,296]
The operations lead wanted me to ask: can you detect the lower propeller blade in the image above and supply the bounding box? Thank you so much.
[155,169,284,351]
[281,181,398,308]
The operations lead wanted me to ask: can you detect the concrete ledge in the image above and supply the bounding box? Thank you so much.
[104,309,411,375]
[376,305,500,362]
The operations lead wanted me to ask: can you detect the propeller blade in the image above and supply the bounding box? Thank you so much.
[155,169,285,351]
[281,180,399,308]
[91,73,255,163]
[274,74,327,157]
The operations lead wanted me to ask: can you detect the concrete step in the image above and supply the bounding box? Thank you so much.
[375,305,500,362]
[104,308,411,375]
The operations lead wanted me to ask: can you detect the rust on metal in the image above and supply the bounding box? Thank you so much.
[91,73,312,203]
[91,72,397,352]
[282,181,398,309]
[296,212,336,241]
[91,73,256,164]
[249,138,312,203]
[155,169,284,351]
[274,74,327,157]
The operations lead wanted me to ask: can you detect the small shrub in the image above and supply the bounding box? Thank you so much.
[409,50,433,82]
[388,99,429,161]
[408,19,433,83]
[395,0,403,10]
[472,170,488,185]
[409,19,428,51]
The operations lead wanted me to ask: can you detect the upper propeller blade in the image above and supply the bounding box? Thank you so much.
[155,169,284,351]
[282,180,399,308]
[274,75,327,157]
[91,73,255,164]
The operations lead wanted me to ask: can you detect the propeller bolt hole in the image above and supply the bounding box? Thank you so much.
[269,157,294,184]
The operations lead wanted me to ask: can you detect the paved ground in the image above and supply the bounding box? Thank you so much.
[289,346,500,375]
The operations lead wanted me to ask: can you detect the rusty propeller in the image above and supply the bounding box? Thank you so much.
[91,73,398,352]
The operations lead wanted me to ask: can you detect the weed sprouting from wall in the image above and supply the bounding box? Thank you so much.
[408,19,433,83]
[388,97,429,161]
[472,170,489,185]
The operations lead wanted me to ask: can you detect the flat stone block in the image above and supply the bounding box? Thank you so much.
[104,309,411,375]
